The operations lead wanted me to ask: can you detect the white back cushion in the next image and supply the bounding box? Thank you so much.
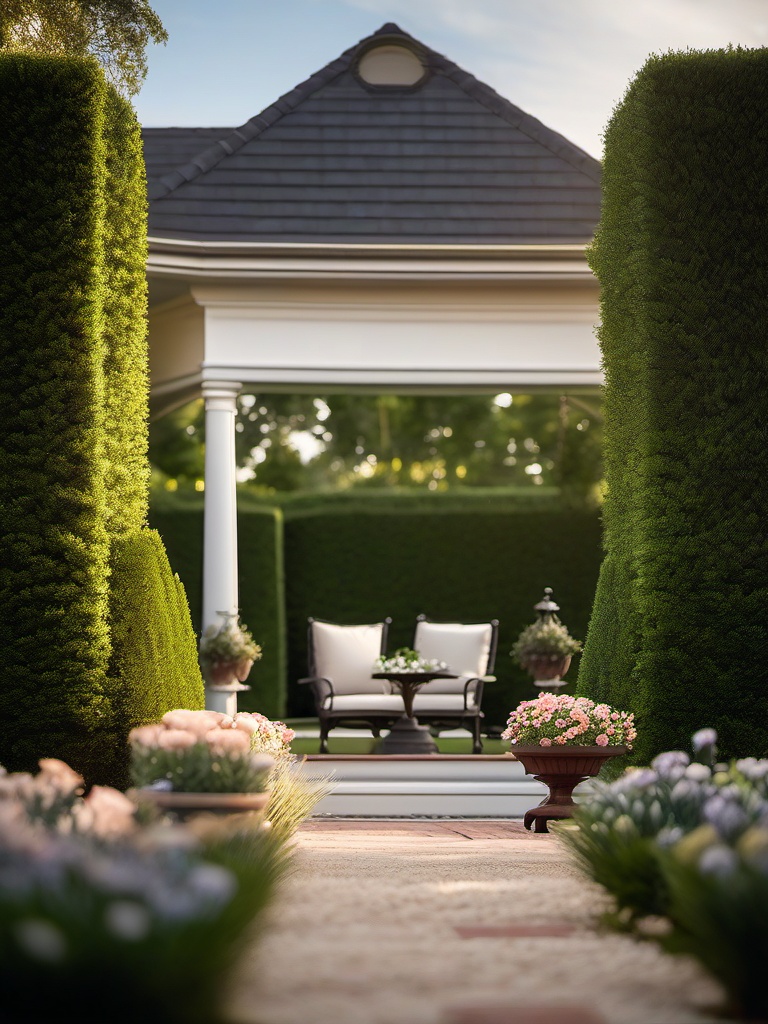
[311,621,386,695]
[414,621,492,693]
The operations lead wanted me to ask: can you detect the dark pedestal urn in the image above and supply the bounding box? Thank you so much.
[513,744,626,833]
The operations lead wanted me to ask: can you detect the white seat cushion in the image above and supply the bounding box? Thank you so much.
[413,621,493,693]
[311,621,388,695]
[324,692,476,714]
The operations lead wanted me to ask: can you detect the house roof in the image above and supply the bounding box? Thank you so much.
[142,23,601,246]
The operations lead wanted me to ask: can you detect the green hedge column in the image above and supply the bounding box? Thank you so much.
[0,55,112,774]
[578,48,768,762]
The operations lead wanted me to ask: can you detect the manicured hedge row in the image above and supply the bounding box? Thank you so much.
[0,56,114,775]
[149,492,602,728]
[283,505,602,728]
[579,48,768,763]
[148,504,286,719]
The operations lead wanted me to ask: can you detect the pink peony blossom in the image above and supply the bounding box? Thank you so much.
[80,786,136,838]
[161,709,222,738]
[128,725,165,748]
[554,735,567,744]
[156,729,198,752]
[37,759,83,793]
[595,734,609,746]
[205,728,250,756]
[539,737,552,747]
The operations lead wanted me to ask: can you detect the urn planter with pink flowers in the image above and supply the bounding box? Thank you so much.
[502,693,638,833]
[511,744,627,833]
[127,708,283,822]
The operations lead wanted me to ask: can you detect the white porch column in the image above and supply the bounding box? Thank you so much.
[202,380,243,715]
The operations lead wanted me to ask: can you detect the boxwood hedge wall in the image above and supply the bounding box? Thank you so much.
[107,530,204,784]
[0,55,203,779]
[148,498,286,719]
[578,48,768,763]
[151,491,602,730]
[0,56,115,775]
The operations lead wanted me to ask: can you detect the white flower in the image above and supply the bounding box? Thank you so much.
[13,919,67,963]
[104,901,152,942]
[692,728,717,752]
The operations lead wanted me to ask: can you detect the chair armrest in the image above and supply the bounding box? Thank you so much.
[298,676,335,711]
[460,675,495,709]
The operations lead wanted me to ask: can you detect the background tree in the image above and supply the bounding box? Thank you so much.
[149,391,604,501]
[0,0,166,95]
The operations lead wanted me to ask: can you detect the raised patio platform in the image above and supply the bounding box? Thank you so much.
[299,754,549,817]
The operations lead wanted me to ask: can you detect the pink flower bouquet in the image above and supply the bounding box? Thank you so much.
[502,693,637,748]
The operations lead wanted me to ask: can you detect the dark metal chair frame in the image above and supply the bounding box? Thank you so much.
[411,614,500,754]
[298,616,395,754]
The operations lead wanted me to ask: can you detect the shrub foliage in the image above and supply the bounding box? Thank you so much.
[0,55,199,778]
[578,48,768,762]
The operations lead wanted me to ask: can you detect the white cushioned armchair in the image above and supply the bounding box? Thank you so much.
[299,617,397,753]
[408,615,499,753]
[299,615,498,754]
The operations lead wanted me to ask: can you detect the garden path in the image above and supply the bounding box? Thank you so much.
[229,819,729,1024]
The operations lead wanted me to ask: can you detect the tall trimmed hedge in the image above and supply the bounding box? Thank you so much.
[578,48,768,762]
[148,501,286,719]
[101,87,150,537]
[0,55,200,778]
[0,56,114,774]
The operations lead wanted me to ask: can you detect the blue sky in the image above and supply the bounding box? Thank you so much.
[134,0,768,159]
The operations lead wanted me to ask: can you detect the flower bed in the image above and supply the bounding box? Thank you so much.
[555,729,768,1020]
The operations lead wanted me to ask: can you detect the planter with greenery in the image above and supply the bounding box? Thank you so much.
[199,617,262,688]
[512,620,582,681]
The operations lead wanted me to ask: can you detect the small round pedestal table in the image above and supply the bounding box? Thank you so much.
[372,671,456,755]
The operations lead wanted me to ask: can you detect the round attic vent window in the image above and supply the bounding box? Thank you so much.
[357,44,426,87]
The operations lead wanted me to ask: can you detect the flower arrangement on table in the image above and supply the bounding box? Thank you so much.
[199,616,262,685]
[554,729,768,1020]
[129,708,275,793]
[502,693,637,748]
[374,647,448,674]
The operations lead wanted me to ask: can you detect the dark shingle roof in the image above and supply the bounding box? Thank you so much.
[143,23,601,245]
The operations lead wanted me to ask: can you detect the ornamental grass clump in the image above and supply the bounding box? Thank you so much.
[129,709,273,794]
[502,693,637,748]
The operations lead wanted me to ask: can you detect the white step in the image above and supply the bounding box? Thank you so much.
[298,754,550,817]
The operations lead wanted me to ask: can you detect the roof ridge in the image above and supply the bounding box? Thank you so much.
[148,24,417,202]
[148,22,600,203]
[427,53,601,183]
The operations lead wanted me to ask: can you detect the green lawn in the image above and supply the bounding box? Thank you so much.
[285,721,507,756]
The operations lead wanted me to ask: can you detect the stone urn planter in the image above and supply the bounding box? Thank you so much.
[208,658,255,688]
[129,788,270,823]
[523,654,572,685]
[513,744,626,833]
